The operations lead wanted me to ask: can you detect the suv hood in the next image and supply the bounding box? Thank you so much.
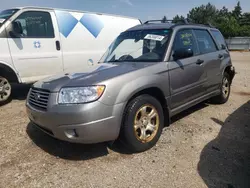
[34,62,153,92]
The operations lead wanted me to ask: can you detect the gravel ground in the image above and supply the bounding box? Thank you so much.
[0,52,250,188]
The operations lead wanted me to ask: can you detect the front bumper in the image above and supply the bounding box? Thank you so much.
[26,99,125,144]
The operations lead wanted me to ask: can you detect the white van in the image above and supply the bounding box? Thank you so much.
[0,7,141,102]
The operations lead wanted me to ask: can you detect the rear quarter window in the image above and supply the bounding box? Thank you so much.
[210,30,227,50]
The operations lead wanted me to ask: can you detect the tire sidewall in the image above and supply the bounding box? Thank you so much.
[0,76,12,104]
[122,95,164,152]
[220,72,231,102]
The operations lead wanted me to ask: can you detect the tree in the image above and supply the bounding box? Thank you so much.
[232,1,242,21]
[173,1,250,37]
[214,16,239,38]
[187,3,218,24]
[162,16,167,23]
[218,6,230,17]
[172,15,185,23]
[240,12,250,26]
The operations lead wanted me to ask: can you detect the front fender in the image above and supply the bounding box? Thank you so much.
[0,60,21,83]
[115,74,169,104]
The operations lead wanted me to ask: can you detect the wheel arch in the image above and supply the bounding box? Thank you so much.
[223,65,235,84]
[122,87,170,127]
[0,61,21,83]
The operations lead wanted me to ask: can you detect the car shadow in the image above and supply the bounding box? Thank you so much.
[198,100,250,188]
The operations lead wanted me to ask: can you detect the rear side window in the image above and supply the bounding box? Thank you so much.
[13,11,54,38]
[193,29,217,54]
[172,29,199,56]
[211,30,227,50]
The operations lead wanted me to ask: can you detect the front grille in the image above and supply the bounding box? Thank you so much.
[28,87,50,111]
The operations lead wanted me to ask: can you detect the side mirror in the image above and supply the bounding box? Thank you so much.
[9,21,23,38]
[173,48,193,60]
[221,44,227,50]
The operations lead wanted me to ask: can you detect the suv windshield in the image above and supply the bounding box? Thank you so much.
[100,29,171,63]
[0,9,19,27]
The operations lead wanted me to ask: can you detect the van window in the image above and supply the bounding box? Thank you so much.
[211,30,227,50]
[172,29,199,57]
[0,9,19,27]
[193,29,217,54]
[12,11,54,38]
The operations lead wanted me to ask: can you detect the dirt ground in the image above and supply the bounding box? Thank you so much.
[0,52,250,188]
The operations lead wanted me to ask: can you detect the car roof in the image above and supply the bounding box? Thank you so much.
[126,21,218,32]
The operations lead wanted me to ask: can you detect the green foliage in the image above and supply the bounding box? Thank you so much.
[170,1,250,38]
[232,1,242,21]
[172,15,185,23]
[214,16,240,38]
[162,16,167,23]
[187,3,218,24]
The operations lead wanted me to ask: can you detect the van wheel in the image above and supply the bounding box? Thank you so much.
[0,76,12,104]
[121,95,164,153]
[211,72,231,104]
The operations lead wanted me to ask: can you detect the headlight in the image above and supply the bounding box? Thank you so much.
[58,86,105,104]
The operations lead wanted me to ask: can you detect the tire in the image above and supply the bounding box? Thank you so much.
[120,94,164,153]
[0,76,12,105]
[211,72,231,104]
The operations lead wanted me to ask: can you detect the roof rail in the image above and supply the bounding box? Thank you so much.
[144,19,190,24]
[143,18,216,28]
[206,22,215,28]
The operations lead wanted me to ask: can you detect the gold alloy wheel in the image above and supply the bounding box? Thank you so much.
[222,76,229,98]
[133,104,160,143]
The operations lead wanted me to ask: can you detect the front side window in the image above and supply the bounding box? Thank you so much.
[193,29,217,54]
[171,29,198,60]
[210,30,227,50]
[11,11,54,38]
[100,29,171,63]
[0,9,19,27]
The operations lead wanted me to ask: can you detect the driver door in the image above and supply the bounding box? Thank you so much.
[168,29,207,111]
[7,10,63,82]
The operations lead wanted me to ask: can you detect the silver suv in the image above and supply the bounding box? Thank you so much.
[26,20,235,153]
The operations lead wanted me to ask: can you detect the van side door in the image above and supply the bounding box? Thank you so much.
[6,9,63,83]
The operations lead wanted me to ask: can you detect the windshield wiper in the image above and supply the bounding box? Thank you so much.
[107,60,123,63]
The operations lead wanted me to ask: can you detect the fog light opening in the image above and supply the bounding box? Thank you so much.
[65,129,78,138]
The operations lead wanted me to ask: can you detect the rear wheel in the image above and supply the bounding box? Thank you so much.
[211,72,231,104]
[0,76,12,104]
[120,95,164,153]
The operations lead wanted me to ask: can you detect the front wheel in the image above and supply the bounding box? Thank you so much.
[0,76,12,104]
[211,72,231,104]
[120,95,164,153]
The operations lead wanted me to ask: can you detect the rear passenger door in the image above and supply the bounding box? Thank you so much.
[210,29,230,87]
[193,29,221,93]
[169,29,207,110]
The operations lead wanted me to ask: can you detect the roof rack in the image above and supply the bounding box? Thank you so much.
[143,18,215,28]
[144,19,189,24]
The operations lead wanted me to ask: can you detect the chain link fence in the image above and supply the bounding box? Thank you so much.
[226,37,250,51]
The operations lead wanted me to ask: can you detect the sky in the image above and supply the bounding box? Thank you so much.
[1,0,250,22]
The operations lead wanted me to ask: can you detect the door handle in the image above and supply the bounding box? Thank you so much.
[196,59,204,65]
[56,41,60,51]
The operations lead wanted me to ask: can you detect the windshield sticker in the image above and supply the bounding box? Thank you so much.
[144,34,165,41]
[0,19,5,23]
